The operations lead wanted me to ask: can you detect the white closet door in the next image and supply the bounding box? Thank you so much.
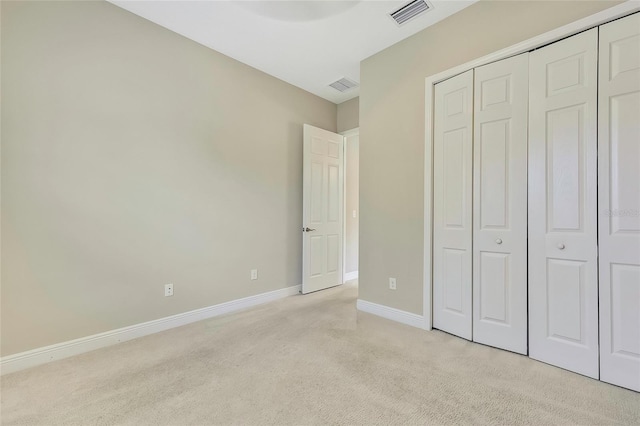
[598,13,640,392]
[433,70,474,340]
[472,53,529,354]
[528,28,599,378]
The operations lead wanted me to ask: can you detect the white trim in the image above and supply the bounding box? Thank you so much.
[340,127,360,138]
[423,75,434,331]
[344,271,359,281]
[0,285,301,375]
[423,1,640,331]
[341,127,360,284]
[357,299,424,329]
[342,131,348,284]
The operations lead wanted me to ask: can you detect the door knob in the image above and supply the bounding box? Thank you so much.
[303,227,316,232]
[495,238,503,245]
[557,243,565,250]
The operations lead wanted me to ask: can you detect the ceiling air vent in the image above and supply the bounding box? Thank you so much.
[329,77,359,92]
[390,0,431,26]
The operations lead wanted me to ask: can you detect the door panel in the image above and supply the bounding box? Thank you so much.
[546,259,585,343]
[478,252,508,324]
[479,120,508,228]
[443,129,466,227]
[547,105,585,231]
[443,248,465,313]
[610,264,640,354]
[433,70,474,340]
[302,124,344,294]
[528,29,599,378]
[598,13,640,392]
[310,236,323,277]
[473,53,529,354]
[610,92,640,233]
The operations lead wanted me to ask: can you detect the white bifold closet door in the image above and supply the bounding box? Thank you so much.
[598,13,640,392]
[472,53,529,354]
[528,28,599,378]
[433,70,474,340]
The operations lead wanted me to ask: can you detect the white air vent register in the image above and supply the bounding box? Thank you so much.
[390,0,431,26]
[329,77,359,92]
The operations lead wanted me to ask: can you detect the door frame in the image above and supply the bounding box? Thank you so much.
[341,127,360,283]
[422,1,640,330]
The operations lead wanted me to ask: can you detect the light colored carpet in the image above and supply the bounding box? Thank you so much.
[1,281,639,425]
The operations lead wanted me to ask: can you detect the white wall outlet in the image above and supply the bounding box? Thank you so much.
[389,278,397,290]
[251,269,258,280]
[352,210,357,218]
[164,283,174,297]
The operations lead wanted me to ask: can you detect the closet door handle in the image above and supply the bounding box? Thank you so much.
[495,238,503,245]
[557,243,566,250]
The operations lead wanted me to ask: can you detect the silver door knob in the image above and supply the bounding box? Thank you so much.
[303,227,316,232]
[557,243,565,250]
[495,238,502,245]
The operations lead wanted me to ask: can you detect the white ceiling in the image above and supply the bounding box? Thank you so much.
[109,1,477,104]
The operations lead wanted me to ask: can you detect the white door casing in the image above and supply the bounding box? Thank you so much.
[528,28,599,378]
[598,12,640,392]
[302,124,344,294]
[472,53,529,354]
[433,70,474,340]
[341,128,359,283]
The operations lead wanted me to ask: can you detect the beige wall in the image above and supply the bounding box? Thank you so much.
[359,0,622,314]
[0,1,336,356]
[337,97,359,133]
[344,133,359,275]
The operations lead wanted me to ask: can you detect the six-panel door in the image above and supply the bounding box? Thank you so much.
[472,53,529,355]
[528,29,599,378]
[302,124,344,294]
[598,13,640,392]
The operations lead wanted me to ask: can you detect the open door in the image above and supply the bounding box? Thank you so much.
[302,124,344,294]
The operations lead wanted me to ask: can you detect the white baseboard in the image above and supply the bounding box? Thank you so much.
[356,299,424,329]
[344,271,358,281]
[0,284,301,376]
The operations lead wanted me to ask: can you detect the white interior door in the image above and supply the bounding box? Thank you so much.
[472,53,529,354]
[528,29,599,378]
[433,70,474,340]
[302,124,344,294]
[598,13,640,392]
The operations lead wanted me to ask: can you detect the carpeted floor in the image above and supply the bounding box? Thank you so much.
[1,281,639,425]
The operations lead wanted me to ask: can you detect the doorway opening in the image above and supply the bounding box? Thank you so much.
[301,124,358,294]
[342,128,359,284]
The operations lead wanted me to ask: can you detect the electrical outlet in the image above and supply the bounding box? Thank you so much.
[164,283,174,297]
[389,278,397,290]
[251,269,258,280]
